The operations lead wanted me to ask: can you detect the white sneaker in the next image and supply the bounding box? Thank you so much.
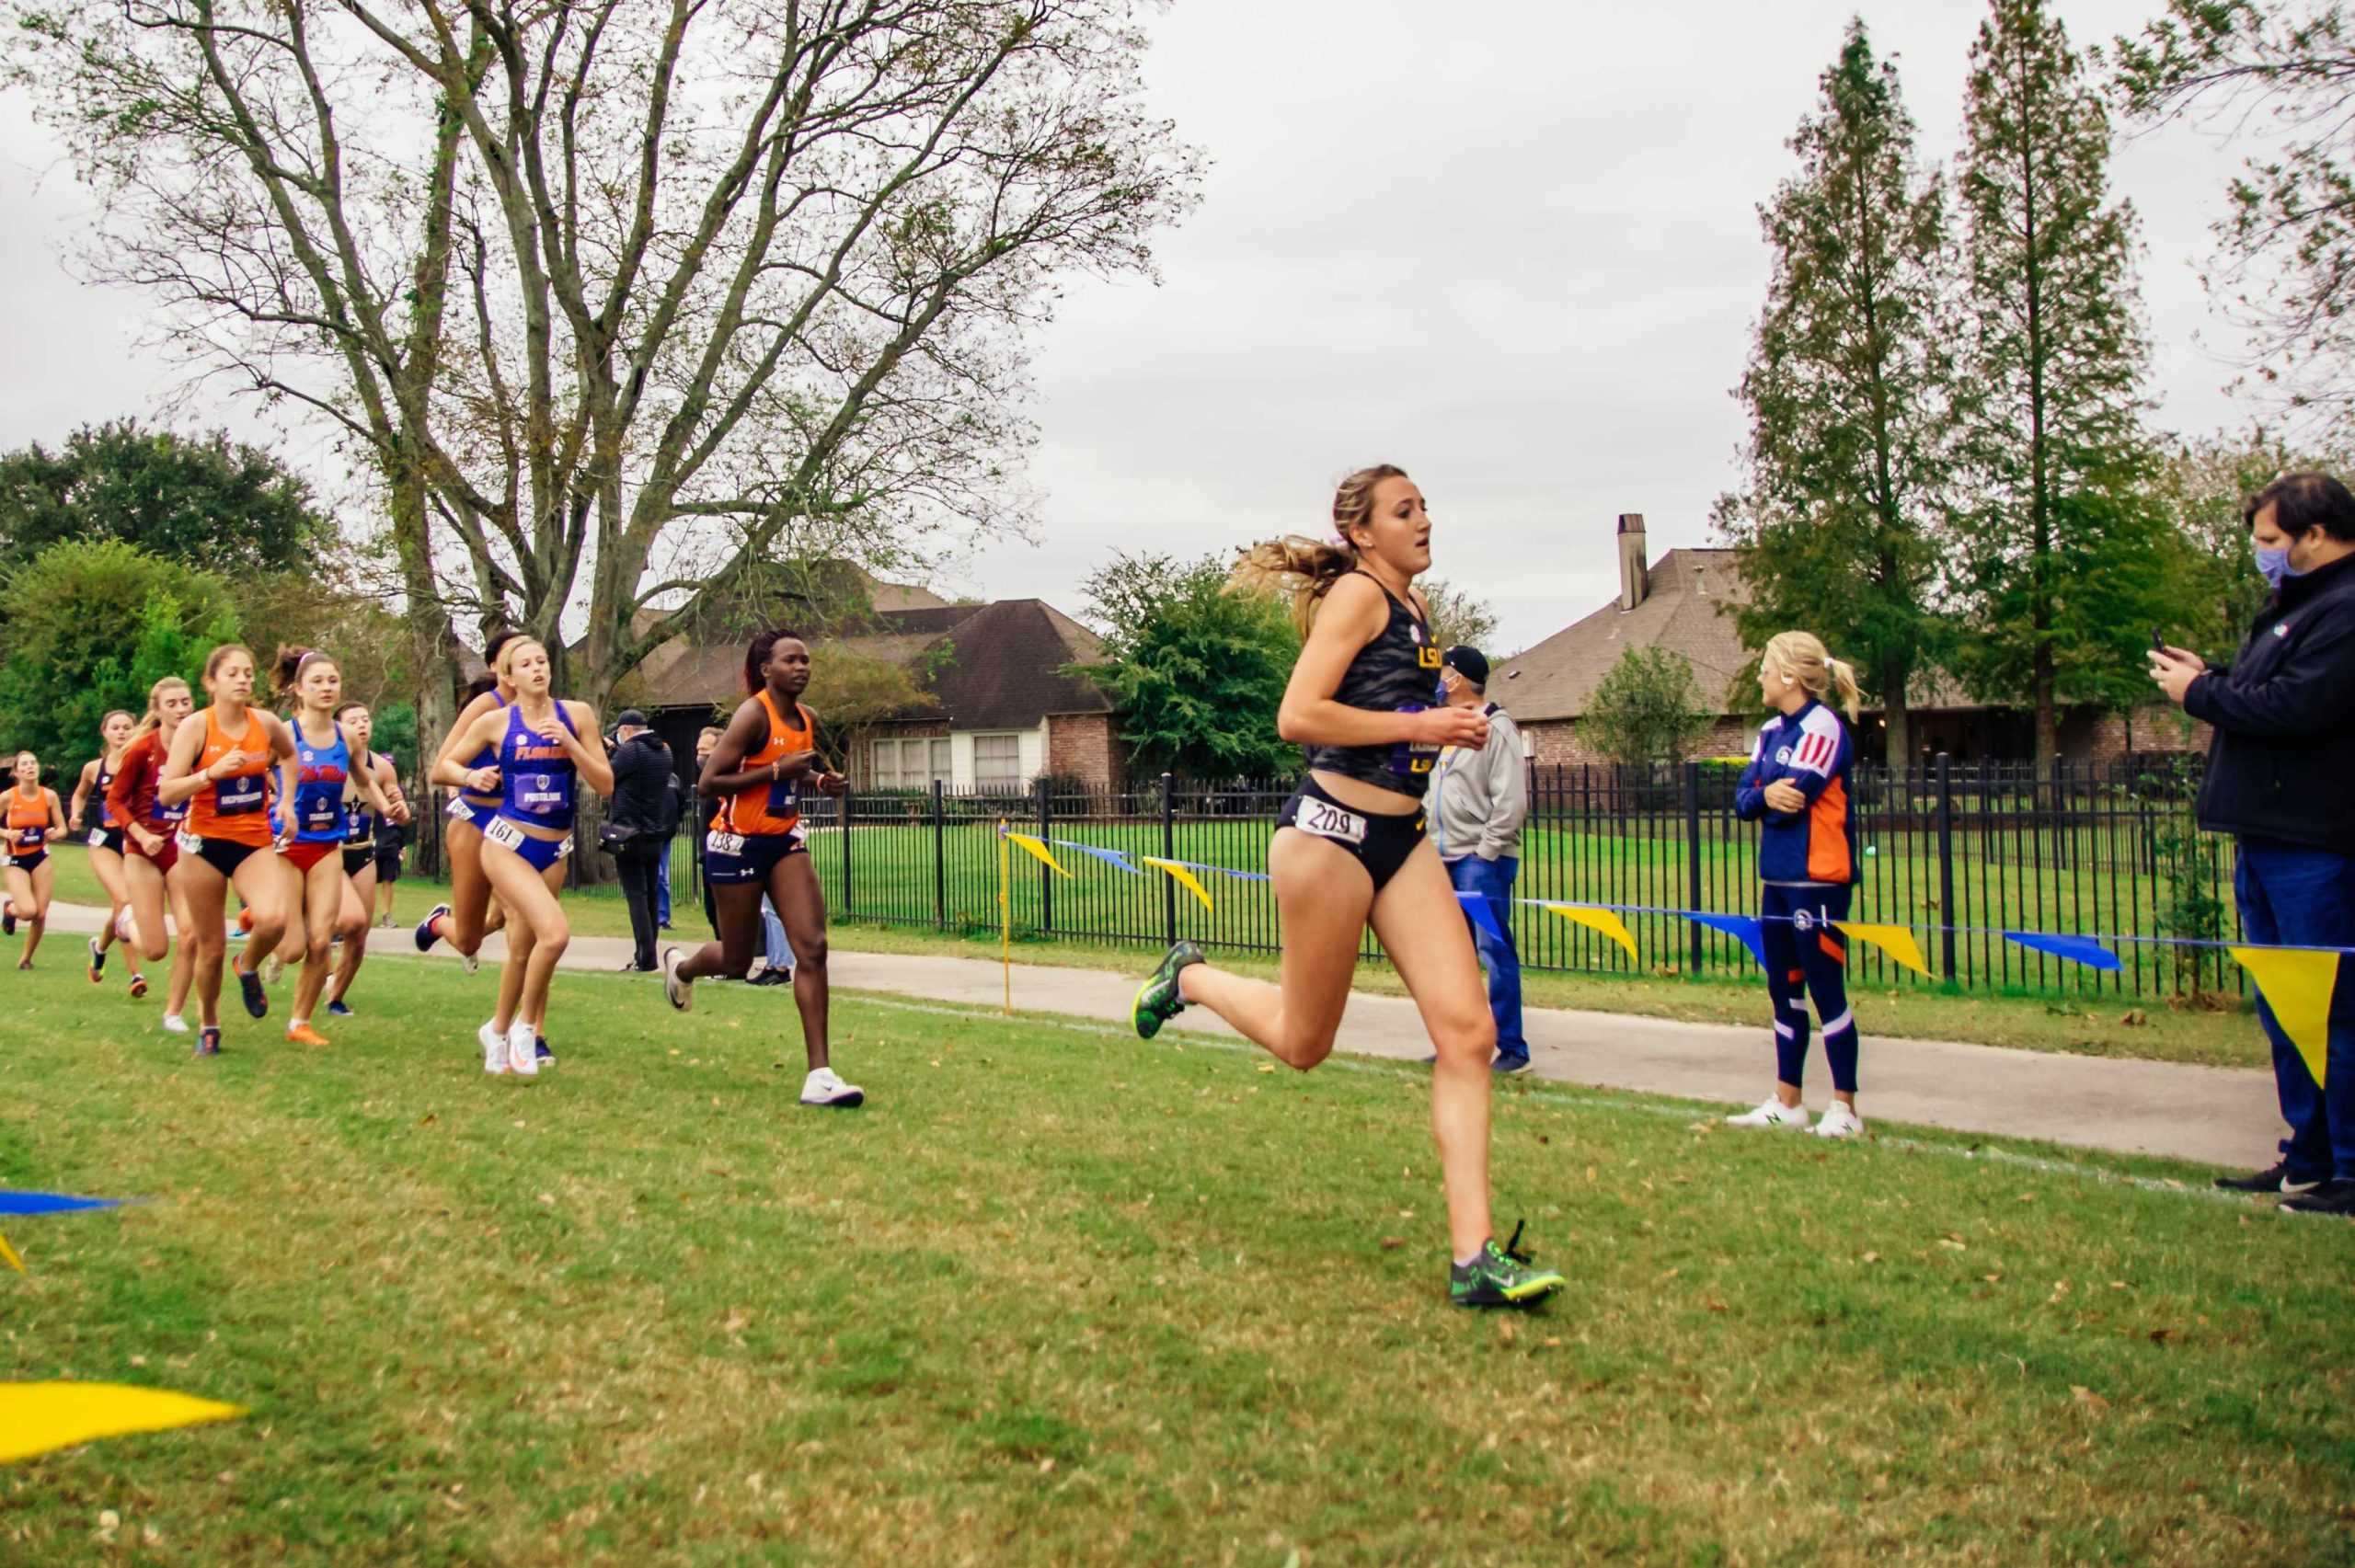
[161,1013,190,1035]
[1813,1103,1866,1139]
[1726,1097,1812,1130]
[507,1021,539,1079]
[478,1020,507,1076]
[661,947,693,1013]
[460,949,480,977]
[799,1067,865,1108]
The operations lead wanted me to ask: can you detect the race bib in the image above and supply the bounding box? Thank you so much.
[446,794,474,820]
[482,816,527,853]
[706,830,747,859]
[1296,797,1368,846]
[175,829,201,856]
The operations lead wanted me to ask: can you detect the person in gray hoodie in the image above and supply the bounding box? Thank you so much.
[1430,646,1531,1072]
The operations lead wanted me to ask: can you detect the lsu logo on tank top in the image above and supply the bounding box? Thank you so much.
[720,691,813,838]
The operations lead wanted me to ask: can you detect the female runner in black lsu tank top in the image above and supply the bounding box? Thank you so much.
[1125,464,1565,1312]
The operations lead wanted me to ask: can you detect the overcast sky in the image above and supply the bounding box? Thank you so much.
[0,0,2257,655]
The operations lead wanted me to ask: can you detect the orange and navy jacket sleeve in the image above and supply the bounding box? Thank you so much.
[1743,703,1856,885]
[1733,722,1776,821]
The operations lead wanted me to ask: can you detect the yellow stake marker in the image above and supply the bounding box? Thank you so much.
[999,821,1012,1015]
[0,1231,21,1274]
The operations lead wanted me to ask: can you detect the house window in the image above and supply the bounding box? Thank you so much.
[872,738,951,791]
[973,733,1023,792]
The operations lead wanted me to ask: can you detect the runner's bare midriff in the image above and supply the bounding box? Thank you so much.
[1304,769,1422,818]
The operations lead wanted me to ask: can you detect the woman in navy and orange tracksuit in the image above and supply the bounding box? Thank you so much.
[69,709,139,988]
[1729,631,1867,1139]
[109,677,201,1029]
[157,644,298,1056]
[3,750,66,969]
[661,629,859,1108]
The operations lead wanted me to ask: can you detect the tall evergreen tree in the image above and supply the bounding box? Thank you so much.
[1717,17,1956,766]
[1954,0,2177,762]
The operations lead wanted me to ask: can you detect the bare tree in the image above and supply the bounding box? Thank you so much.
[12,0,1200,739]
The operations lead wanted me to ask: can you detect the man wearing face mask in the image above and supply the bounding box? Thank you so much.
[2153,471,2355,1218]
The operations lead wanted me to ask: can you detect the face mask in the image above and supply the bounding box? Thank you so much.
[2256,545,2306,590]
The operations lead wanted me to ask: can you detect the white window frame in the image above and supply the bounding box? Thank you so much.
[971,731,1024,793]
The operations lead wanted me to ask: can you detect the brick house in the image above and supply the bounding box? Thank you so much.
[1495,514,2207,765]
[626,573,1126,795]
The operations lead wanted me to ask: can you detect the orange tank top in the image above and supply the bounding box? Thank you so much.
[6,784,48,853]
[718,691,813,837]
[186,706,274,846]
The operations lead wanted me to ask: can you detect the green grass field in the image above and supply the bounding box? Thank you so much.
[2,957,2349,1563]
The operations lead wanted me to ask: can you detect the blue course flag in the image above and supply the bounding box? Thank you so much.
[1687,913,1769,972]
[2003,932,2122,972]
[1456,889,1508,942]
[1064,842,1143,875]
[0,1192,127,1217]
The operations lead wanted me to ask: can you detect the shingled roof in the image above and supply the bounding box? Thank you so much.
[1496,548,1753,721]
[627,596,1110,727]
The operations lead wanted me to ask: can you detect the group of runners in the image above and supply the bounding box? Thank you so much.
[6,462,1870,1308]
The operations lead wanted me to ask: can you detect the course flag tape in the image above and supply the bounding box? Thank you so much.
[1141,857,1215,913]
[0,1232,20,1274]
[0,1192,125,1217]
[1063,842,1143,875]
[1003,833,1073,878]
[2232,946,2339,1088]
[1836,922,1932,979]
[2005,932,2121,972]
[1456,890,1507,942]
[1545,905,1638,962]
[1687,913,1768,972]
[0,1382,245,1464]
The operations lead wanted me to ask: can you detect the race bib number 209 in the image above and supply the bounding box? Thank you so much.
[1297,797,1368,846]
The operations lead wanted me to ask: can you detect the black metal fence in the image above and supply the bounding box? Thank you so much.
[681,755,2235,1001]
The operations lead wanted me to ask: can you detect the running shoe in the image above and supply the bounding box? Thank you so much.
[414,904,449,954]
[327,1000,353,1018]
[535,1036,554,1067]
[2,902,15,937]
[1132,940,1206,1039]
[800,1067,865,1108]
[1725,1097,1811,1130]
[2215,1161,2324,1196]
[459,949,479,977]
[1812,1103,1866,1139]
[286,1023,331,1047]
[507,1021,539,1079]
[161,1013,189,1035]
[661,947,693,1013]
[260,952,285,986]
[87,936,107,983]
[1448,1221,1568,1310]
[2280,1178,2355,1218]
[128,971,148,1001]
[195,1025,221,1058]
[1491,1052,1533,1076]
[748,965,793,987]
[236,963,269,1019]
[478,1019,506,1076]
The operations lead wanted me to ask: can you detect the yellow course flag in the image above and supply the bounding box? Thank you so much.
[1834,921,1932,979]
[2233,946,2339,1088]
[1142,856,1214,914]
[1005,832,1073,878]
[1544,904,1637,962]
[0,1382,245,1463]
[0,1231,20,1274]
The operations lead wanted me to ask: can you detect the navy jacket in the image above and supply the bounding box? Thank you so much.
[1734,699,1857,886]
[2188,550,2355,854]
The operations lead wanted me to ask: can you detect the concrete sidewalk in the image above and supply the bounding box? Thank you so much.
[43,900,2283,1170]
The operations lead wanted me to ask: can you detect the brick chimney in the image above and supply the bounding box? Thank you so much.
[1616,513,1648,611]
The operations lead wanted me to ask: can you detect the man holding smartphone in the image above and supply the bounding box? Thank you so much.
[2152,472,2355,1217]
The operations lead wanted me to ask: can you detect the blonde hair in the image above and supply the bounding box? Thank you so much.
[494,636,544,679]
[1761,632,1861,721]
[1234,464,1409,635]
[130,677,193,746]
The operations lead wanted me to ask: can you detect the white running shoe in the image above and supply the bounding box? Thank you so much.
[478,1020,507,1076]
[1812,1102,1866,1139]
[1726,1097,1812,1130]
[161,1013,190,1036]
[661,947,692,1013]
[507,1021,539,1079]
[799,1067,865,1108]
[460,950,480,977]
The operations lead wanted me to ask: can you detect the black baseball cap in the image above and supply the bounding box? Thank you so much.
[615,708,649,728]
[1442,647,1489,687]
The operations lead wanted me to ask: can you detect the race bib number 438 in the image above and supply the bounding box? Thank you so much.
[1296,797,1368,846]
[706,830,747,859]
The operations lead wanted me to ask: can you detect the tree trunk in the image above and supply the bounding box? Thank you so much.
[2033,640,2059,766]
[1880,655,1913,771]
[566,661,622,888]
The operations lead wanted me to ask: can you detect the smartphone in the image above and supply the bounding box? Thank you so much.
[2150,629,2166,653]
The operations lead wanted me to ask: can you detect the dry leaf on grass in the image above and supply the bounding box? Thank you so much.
[2072,1385,2109,1413]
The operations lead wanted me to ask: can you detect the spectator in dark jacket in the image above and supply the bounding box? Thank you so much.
[2153,471,2355,1217]
[606,711,673,973]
